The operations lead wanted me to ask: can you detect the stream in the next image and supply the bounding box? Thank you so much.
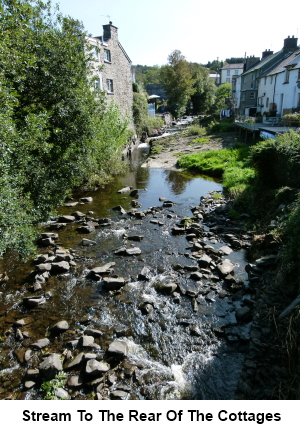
[0,142,250,400]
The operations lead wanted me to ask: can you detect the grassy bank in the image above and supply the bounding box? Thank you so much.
[177,144,255,196]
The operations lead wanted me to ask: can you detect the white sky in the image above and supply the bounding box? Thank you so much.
[56,0,299,66]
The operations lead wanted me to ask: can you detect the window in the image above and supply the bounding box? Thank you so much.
[250,92,255,99]
[93,46,99,60]
[234,70,239,75]
[106,79,113,93]
[104,49,111,62]
[284,68,290,83]
[264,77,267,85]
[227,70,230,76]
[266,97,269,107]
[226,78,230,83]
[243,76,246,84]
[94,77,102,90]
[251,74,255,81]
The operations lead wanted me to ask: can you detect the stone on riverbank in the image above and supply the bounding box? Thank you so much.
[39,353,62,380]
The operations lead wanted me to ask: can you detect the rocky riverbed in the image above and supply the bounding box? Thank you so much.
[0,131,295,400]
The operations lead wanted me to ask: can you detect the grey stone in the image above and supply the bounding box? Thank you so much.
[64,202,78,207]
[30,338,50,350]
[108,340,128,357]
[79,335,94,348]
[217,259,235,277]
[35,263,52,272]
[51,320,69,333]
[64,352,85,370]
[219,246,233,255]
[198,254,212,268]
[82,238,97,246]
[85,359,110,376]
[117,187,131,194]
[67,375,83,388]
[89,262,116,277]
[125,247,141,255]
[80,197,93,202]
[24,381,36,389]
[103,277,125,291]
[77,225,95,233]
[110,390,128,399]
[51,261,70,274]
[54,388,69,399]
[39,353,62,380]
[127,235,144,241]
[255,255,277,267]
[58,215,75,223]
[71,211,85,219]
[84,328,103,338]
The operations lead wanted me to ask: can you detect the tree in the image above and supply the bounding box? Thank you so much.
[189,64,216,114]
[0,0,129,257]
[160,50,196,118]
[213,83,232,112]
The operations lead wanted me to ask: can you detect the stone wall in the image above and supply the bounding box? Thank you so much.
[101,24,133,122]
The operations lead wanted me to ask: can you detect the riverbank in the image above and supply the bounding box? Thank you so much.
[142,131,240,170]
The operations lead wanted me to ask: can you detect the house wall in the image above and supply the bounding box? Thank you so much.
[100,24,133,119]
[257,75,276,114]
[274,68,300,115]
[221,67,243,84]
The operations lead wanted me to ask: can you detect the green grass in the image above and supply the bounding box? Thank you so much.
[187,125,206,136]
[177,145,255,196]
[191,137,210,145]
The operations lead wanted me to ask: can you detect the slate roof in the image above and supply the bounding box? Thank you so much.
[222,63,244,70]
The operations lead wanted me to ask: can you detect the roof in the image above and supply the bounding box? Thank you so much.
[267,50,300,75]
[222,63,244,70]
[245,51,279,74]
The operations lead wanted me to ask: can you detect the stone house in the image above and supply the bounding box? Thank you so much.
[87,23,133,119]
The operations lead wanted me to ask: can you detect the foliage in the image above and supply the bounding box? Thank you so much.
[132,92,163,136]
[282,113,300,125]
[0,0,129,257]
[160,50,196,118]
[250,131,300,188]
[177,145,253,195]
[134,64,161,85]
[207,119,235,133]
[188,64,216,114]
[187,125,206,136]
[41,371,68,400]
[212,83,232,112]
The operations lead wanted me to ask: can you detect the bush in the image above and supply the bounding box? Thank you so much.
[207,120,234,133]
[250,131,300,188]
[187,125,206,136]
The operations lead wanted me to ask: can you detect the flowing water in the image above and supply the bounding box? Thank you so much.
[0,143,248,400]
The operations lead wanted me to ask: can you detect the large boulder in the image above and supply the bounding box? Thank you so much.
[217,259,235,277]
[108,340,128,357]
[103,277,125,291]
[39,353,62,380]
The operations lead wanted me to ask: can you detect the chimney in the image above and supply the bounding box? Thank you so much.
[283,35,298,52]
[103,22,118,41]
[262,49,274,59]
[245,55,260,71]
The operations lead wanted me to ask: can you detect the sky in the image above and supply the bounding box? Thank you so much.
[55,0,299,66]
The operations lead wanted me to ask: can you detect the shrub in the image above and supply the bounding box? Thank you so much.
[250,131,300,188]
[187,125,206,136]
